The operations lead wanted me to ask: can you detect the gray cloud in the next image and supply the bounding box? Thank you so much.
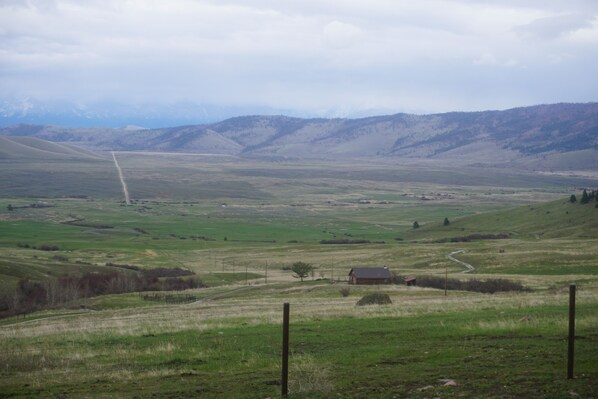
[516,12,595,40]
[0,0,597,118]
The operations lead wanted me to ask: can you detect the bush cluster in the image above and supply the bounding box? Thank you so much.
[142,293,198,303]
[0,269,204,318]
[319,239,371,244]
[16,243,60,251]
[7,203,54,211]
[105,262,140,271]
[435,233,510,243]
[356,292,392,306]
[416,276,530,294]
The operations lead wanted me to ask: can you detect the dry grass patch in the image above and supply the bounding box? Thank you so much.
[288,354,334,395]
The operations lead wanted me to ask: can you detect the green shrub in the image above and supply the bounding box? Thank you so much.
[356,292,392,306]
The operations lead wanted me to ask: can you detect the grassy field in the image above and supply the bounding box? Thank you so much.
[0,153,597,397]
[1,283,596,398]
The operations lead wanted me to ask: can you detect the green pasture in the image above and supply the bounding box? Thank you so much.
[0,282,596,398]
[1,190,597,290]
[408,198,598,241]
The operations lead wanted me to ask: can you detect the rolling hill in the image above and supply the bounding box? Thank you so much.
[407,194,598,241]
[1,103,597,168]
[0,136,103,160]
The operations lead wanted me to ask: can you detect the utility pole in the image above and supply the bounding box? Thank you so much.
[265,261,268,284]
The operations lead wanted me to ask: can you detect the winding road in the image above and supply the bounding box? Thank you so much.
[446,250,475,273]
[112,151,131,205]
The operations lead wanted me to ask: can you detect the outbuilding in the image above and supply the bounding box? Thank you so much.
[403,276,417,286]
[348,267,392,285]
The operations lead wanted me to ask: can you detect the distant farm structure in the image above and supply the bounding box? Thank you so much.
[348,267,392,285]
[403,276,417,286]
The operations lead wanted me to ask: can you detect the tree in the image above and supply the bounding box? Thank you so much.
[291,261,313,282]
[569,194,577,203]
[7,204,13,211]
[412,221,420,229]
[581,189,589,204]
[443,217,450,226]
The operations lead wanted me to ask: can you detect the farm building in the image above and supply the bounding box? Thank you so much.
[348,267,392,285]
[403,276,417,286]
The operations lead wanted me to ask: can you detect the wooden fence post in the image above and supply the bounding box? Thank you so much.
[567,284,576,379]
[282,302,290,396]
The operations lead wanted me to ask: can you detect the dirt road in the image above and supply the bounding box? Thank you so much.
[112,151,131,205]
[447,250,475,273]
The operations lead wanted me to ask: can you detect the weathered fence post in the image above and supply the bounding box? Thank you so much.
[282,302,290,396]
[567,284,576,379]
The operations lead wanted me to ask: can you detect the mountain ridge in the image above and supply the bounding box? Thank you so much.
[1,102,597,169]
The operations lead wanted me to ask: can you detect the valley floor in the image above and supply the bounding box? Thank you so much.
[1,156,597,397]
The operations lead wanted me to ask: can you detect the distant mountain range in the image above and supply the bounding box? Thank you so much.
[0,98,310,128]
[1,103,597,169]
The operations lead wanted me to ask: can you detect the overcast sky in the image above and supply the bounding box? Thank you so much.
[1,0,597,117]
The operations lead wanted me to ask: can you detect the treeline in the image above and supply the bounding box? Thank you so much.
[17,243,60,251]
[570,189,598,205]
[0,269,204,318]
[413,276,530,294]
[7,203,54,211]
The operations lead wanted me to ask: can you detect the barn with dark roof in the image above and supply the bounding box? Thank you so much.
[348,267,392,285]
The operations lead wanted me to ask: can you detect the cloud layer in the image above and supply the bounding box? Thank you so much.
[1,0,597,116]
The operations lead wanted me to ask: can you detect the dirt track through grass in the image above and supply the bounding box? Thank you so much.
[112,151,130,205]
[447,249,475,273]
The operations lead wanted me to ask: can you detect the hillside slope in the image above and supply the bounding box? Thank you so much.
[1,103,597,168]
[407,194,598,241]
[0,136,103,160]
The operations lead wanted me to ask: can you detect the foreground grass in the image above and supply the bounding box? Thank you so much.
[1,283,596,398]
